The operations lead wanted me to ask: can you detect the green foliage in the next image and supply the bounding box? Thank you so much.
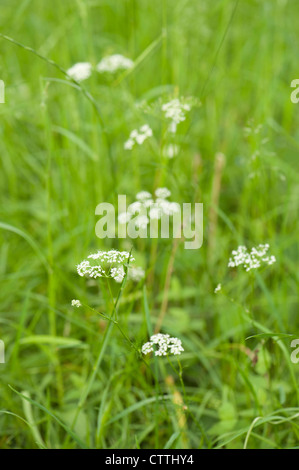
[0,0,299,449]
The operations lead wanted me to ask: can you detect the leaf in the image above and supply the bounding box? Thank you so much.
[52,126,98,161]
[105,395,172,425]
[21,391,46,448]
[9,386,88,449]
[246,333,295,341]
[20,335,86,348]
[0,221,50,273]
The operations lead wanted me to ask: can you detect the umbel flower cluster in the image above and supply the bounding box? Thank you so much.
[66,54,134,81]
[228,244,276,272]
[125,266,145,283]
[76,250,135,283]
[123,96,196,150]
[66,62,93,82]
[124,124,153,150]
[96,54,134,73]
[214,283,222,294]
[142,334,184,356]
[112,265,145,284]
[118,188,180,229]
[162,98,192,133]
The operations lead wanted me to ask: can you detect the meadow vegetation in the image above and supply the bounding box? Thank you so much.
[0,0,299,449]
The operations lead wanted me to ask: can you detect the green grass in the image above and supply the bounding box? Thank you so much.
[1,0,299,449]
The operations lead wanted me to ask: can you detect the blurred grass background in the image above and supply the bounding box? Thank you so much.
[0,0,299,449]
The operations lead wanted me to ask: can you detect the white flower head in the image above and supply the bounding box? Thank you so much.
[214,284,222,294]
[143,198,154,208]
[118,212,132,224]
[76,249,135,282]
[149,206,162,219]
[124,139,134,150]
[110,266,125,283]
[139,124,153,137]
[124,124,153,150]
[141,342,154,355]
[127,201,143,215]
[136,191,152,201]
[156,200,180,216]
[127,266,145,283]
[162,98,192,133]
[228,244,276,272]
[67,62,92,82]
[118,187,179,227]
[71,299,82,308]
[134,214,149,229]
[113,265,145,284]
[96,54,134,74]
[155,187,171,199]
[142,333,184,356]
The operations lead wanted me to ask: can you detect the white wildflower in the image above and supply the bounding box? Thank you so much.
[268,255,276,265]
[141,341,154,355]
[149,206,162,219]
[143,198,154,209]
[127,201,143,215]
[110,266,125,283]
[162,98,191,133]
[114,266,145,283]
[156,200,180,215]
[71,299,82,308]
[134,214,150,229]
[155,187,171,199]
[119,187,179,228]
[96,54,134,73]
[136,191,152,201]
[124,124,153,150]
[135,134,147,145]
[76,249,134,282]
[118,212,132,224]
[139,124,153,137]
[124,139,134,150]
[142,333,184,356]
[66,62,92,82]
[127,266,145,282]
[228,244,276,272]
[214,284,222,294]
